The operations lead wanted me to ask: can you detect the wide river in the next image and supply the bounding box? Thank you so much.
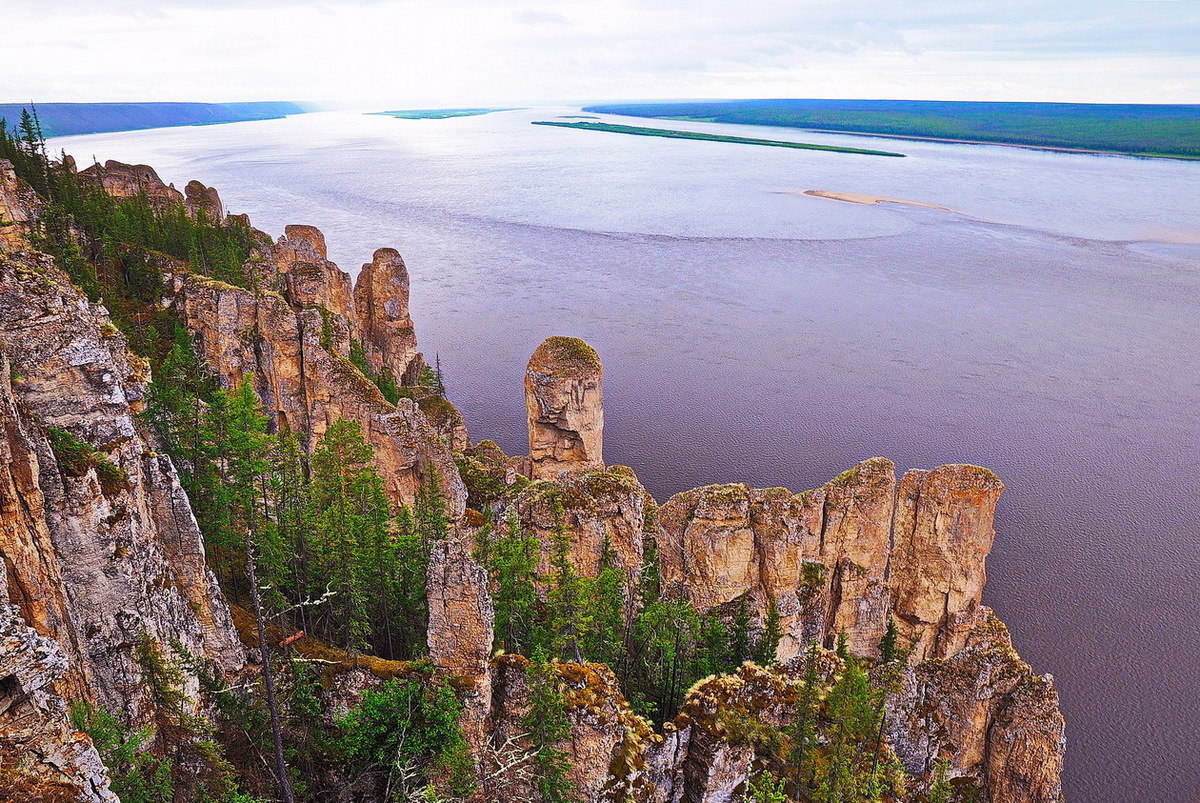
[60,108,1200,801]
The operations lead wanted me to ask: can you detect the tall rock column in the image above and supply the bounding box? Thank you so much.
[353,247,422,385]
[525,336,604,480]
[818,457,897,656]
[427,535,494,756]
[889,464,1004,661]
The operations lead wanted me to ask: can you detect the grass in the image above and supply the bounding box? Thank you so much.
[373,107,520,119]
[583,99,1200,160]
[531,120,906,157]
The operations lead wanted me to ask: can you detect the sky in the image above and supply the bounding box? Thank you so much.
[3,0,1198,106]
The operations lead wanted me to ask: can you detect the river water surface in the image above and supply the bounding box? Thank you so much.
[59,108,1200,801]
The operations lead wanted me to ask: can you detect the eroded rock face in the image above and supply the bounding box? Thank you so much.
[0,251,242,736]
[354,247,422,386]
[184,179,224,223]
[427,535,494,753]
[525,336,604,480]
[0,563,117,803]
[654,456,1007,665]
[512,468,647,591]
[888,610,1065,802]
[78,160,185,211]
[890,465,1004,661]
[0,159,41,252]
[166,244,467,516]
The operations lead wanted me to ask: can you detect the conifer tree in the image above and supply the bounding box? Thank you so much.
[815,657,881,803]
[755,597,782,666]
[789,641,822,794]
[522,655,576,803]
[544,498,588,663]
[487,509,539,654]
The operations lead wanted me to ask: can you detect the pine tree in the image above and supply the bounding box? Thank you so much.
[815,657,880,803]
[928,759,952,803]
[522,656,576,803]
[581,538,626,666]
[789,641,822,795]
[755,597,782,665]
[307,419,391,652]
[544,498,589,663]
[487,509,539,654]
[731,595,752,666]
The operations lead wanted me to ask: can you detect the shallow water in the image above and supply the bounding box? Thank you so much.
[60,109,1200,801]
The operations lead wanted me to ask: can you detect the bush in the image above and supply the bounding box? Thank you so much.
[46,427,129,495]
[337,678,474,799]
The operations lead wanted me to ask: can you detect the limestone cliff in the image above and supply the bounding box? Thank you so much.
[0,558,116,802]
[447,337,1064,802]
[0,250,243,712]
[354,247,423,386]
[0,247,244,798]
[78,161,187,213]
[164,223,466,515]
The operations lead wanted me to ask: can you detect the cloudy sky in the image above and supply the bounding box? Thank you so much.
[4,0,1198,105]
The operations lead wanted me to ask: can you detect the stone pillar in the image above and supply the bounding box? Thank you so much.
[525,336,604,480]
[427,535,494,754]
[889,464,1004,661]
[353,247,420,384]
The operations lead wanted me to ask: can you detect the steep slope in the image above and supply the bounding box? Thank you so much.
[0,165,246,799]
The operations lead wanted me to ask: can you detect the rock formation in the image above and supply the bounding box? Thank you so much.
[78,160,186,211]
[183,179,224,223]
[427,535,494,754]
[525,336,604,479]
[0,558,117,802]
[0,159,40,251]
[513,468,648,590]
[654,456,1003,665]
[165,224,467,515]
[889,610,1065,800]
[354,247,422,386]
[0,250,244,722]
[0,155,1063,803]
[890,464,1004,661]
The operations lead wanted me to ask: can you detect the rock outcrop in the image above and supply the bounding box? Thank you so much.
[512,468,648,590]
[890,464,1004,661]
[354,247,422,386]
[0,159,41,251]
[889,610,1065,801]
[427,535,494,754]
[0,251,244,726]
[78,160,186,211]
[654,456,1003,665]
[183,179,224,223]
[165,224,467,515]
[0,560,117,802]
[0,239,247,800]
[525,336,604,480]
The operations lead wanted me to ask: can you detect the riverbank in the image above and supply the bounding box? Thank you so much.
[531,120,906,157]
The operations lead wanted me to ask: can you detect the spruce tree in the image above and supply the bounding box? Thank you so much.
[522,655,576,803]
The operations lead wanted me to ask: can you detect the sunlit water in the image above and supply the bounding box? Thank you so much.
[59,109,1200,801]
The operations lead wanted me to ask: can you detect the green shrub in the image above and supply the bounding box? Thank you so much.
[45,426,129,495]
[337,678,474,799]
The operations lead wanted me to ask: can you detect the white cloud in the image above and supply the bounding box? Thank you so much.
[0,0,1196,104]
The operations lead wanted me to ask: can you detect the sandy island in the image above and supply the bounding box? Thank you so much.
[798,189,960,212]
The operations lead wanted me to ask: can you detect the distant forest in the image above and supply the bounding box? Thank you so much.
[584,99,1200,159]
[0,101,307,138]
